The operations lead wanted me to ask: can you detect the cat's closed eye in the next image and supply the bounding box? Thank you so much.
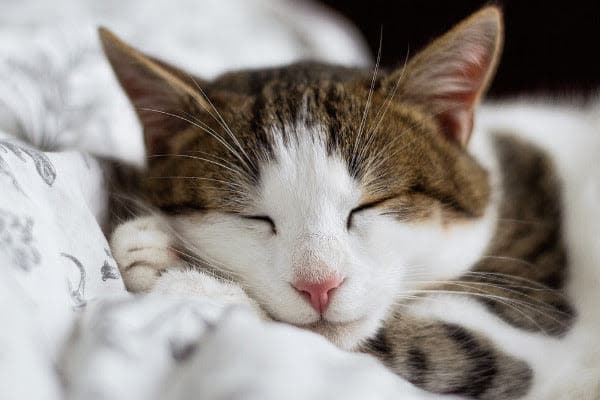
[346,198,390,230]
[347,194,410,230]
[243,215,277,234]
[346,206,365,230]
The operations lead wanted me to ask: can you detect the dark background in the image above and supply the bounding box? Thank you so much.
[321,1,600,99]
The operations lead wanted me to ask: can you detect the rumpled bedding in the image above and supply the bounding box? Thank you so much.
[0,1,442,399]
[0,137,432,400]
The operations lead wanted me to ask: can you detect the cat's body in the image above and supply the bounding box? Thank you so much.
[103,8,600,399]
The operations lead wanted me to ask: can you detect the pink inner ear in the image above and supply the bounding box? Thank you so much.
[458,44,491,99]
[122,76,149,99]
[438,109,473,145]
[119,66,164,104]
[435,45,493,145]
[115,67,191,155]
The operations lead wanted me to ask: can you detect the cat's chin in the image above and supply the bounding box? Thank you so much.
[294,317,377,350]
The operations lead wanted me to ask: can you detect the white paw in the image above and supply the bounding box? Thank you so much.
[110,216,180,293]
[153,269,268,319]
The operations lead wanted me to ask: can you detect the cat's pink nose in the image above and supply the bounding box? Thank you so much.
[292,276,344,314]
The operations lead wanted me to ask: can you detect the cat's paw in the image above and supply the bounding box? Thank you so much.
[110,216,180,293]
[153,269,269,319]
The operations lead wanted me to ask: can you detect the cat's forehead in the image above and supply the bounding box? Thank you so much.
[145,64,489,216]
[259,120,361,216]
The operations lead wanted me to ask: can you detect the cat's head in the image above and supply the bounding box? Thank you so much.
[101,7,502,349]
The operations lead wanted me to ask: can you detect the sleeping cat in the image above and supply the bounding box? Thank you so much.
[103,6,600,400]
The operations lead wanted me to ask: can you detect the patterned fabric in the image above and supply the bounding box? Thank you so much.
[0,136,123,399]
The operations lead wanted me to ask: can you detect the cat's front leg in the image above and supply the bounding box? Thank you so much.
[110,216,266,317]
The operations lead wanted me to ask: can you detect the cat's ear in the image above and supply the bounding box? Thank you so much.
[385,6,503,146]
[98,27,209,155]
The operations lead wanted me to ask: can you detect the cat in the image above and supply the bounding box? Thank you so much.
[103,6,600,400]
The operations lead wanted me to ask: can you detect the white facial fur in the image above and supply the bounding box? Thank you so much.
[171,119,497,350]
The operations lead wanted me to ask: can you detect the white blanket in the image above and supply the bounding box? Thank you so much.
[0,139,436,400]
[0,1,443,399]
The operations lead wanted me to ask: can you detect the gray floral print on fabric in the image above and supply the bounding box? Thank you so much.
[101,260,119,281]
[0,155,24,194]
[0,140,56,190]
[101,247,119,281]
[0,209,40,271]
[61,252,86,307]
